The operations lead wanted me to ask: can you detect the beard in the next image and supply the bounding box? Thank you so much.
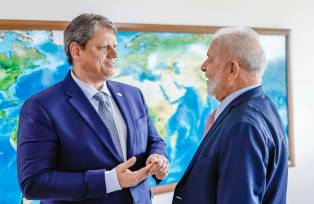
[206,74,220,96]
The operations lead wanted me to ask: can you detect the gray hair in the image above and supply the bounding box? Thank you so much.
[64,13,117,65]
[212,27,266,76]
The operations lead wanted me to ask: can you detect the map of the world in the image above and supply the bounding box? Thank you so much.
[0,30,289,203]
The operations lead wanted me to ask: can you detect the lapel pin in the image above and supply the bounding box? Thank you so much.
[117,92,123,97]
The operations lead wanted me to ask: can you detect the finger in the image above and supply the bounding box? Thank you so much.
[158,165,169,178]
[161,157,169,168]
[160,159,168,172]
[149,157,167,175]
[146,155,154,162]
[162,165,169,174]
[120,156,136,170]
[147,159,159,173]
[151,161,168,176]
[148,164,160,175]
[159,158,166,169]
[146,155,158,165]
[134,163,154,182]
[156,157,164,168]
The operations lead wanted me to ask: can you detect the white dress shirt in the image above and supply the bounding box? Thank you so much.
[71,71,126,193]
[214,84,261,122]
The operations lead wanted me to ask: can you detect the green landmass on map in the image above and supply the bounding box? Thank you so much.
[0,43,45,91]
[119,33,212,70]
[10,125,18,148]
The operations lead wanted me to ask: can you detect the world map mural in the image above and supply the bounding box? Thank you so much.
[0,28,289,203]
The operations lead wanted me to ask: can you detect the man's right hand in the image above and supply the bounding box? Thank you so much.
[116,156,154,188]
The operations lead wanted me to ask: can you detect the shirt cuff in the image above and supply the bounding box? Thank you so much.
[105,168,122,193]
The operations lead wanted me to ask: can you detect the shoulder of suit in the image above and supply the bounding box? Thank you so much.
[25,81,64,103]
[229,98,270,124]
[108,80,141,92]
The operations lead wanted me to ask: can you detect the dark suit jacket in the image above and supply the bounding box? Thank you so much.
[17,72,167,204]
[173,86,288,204]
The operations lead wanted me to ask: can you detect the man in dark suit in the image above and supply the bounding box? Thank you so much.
[173,27,288,204]
[17,13,168,204]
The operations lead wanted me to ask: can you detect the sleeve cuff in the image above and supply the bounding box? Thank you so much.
[105,168,122,193]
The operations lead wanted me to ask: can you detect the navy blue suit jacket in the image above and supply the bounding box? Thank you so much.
[173,86,288,204]
[17,72,167,204]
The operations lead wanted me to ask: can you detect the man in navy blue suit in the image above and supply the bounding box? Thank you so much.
[173,27,288,204]
[17,13,168,204]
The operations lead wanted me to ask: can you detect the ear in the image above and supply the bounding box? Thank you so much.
[228,60,240,81]
[69,42,82,64]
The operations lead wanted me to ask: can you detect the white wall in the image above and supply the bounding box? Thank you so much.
[1,0,314,203]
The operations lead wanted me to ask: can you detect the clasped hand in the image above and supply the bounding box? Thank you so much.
[116,156,153,188]
[146,154,169,180]
[115,155,169,188]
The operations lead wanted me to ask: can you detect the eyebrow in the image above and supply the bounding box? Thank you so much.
[99,41,116,46]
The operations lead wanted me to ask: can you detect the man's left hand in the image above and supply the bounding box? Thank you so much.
[146,154,169,180]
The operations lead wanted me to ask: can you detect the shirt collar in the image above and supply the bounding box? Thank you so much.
[215,84,261,121]
[70,70,112,99]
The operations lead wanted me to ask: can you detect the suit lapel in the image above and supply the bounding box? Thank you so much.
[107,81,136,158]
[63,72,122,162]
[179,86,265,182]
[180,104,232,181]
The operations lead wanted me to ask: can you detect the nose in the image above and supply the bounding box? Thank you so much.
[201,60,207,72]
[109,47,118,58]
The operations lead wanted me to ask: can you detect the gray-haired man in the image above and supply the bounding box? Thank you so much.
[173,27,288,204]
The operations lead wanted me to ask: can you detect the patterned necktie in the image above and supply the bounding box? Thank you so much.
[203,109,217,137]
[93,92,124,160]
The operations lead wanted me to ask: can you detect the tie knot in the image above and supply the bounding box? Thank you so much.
[94,91,111,111]
[93,92,107,102]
